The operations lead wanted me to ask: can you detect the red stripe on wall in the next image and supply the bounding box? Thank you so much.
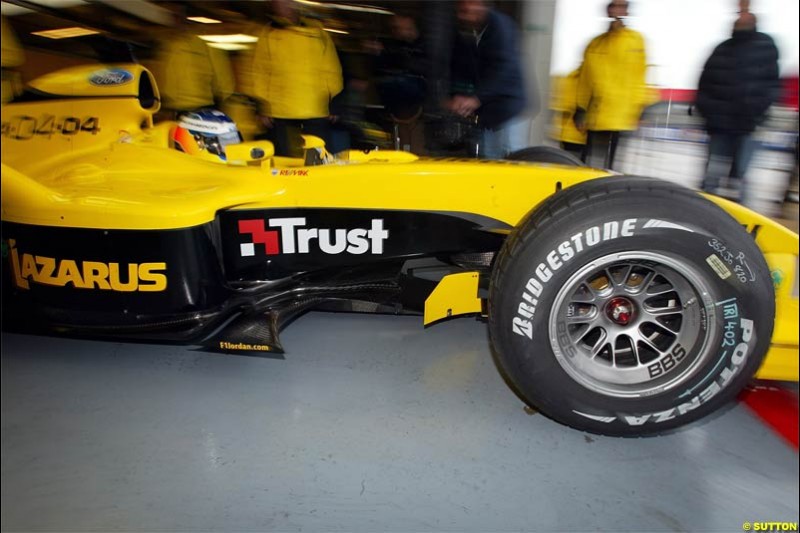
[738,383,799,450]
[658,88,697,103]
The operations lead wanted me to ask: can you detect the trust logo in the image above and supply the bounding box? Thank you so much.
[238,217,389,256]
[238,220,280,256]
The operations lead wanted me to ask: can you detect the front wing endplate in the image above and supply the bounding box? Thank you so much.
[424,272,482,326]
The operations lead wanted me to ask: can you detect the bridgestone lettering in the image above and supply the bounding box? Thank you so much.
[512,218,638,339]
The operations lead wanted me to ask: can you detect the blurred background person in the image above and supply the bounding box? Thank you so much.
[1,15,24,104]
[374,14,428,154]
[326,37,372,154]
[446,0,529,159]
[152,5,234,118]
[784,73,799,209]
[696,11,780,206]
[549,68,586,158]
[249,0,343,157]
[575,0,647,169]
[325,23,402,155]
[83,33,140,64]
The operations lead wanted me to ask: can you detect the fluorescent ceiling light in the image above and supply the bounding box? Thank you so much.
[31,26,100,39]
[198,34,258,44]
[187,16,222,24]
[2,0,86,16]
[32,0,87,6]
[293,0,393,15]
[207,43,251,51]
[1,4,34,16]
[323,28,349,35]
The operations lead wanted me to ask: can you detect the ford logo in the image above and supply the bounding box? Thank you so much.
[89,68,134,86]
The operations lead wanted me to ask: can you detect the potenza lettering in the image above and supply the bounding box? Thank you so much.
[621,316,753,426]
[512,219,638,339]
[573,303,754,426]
[8,240,167,292]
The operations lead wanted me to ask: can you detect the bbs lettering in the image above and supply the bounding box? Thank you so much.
[647,343,687,378]
[648,361,663,379]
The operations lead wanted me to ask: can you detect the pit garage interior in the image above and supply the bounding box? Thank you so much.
[1,0,798,531]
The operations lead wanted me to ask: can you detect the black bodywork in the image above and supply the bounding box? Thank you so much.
[2,209,508,353]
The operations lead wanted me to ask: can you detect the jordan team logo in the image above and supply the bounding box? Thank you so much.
[238,217,389,256]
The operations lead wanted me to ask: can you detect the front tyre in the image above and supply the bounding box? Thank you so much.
[488,177,774,436]
[506,146,585,166]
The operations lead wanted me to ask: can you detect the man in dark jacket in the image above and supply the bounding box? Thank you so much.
[696,12,780,204]
[375,15,427,118]
[446,0,528,159]
[374,15,428,153]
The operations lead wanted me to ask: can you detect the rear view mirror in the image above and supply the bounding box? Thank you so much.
[226,141,275,166]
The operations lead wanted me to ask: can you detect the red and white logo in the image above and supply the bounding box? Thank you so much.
[238,217,389,256]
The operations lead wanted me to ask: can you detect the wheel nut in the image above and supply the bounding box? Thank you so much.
[605,297,635,325]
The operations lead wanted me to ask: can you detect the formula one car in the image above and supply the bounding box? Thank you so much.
[2,64,798,436]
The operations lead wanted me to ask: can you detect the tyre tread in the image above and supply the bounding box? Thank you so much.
[487,176,774,436]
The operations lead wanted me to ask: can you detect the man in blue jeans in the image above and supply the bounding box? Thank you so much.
[704,134,757,201]
[446,0,529,159]
[696,11,780,205]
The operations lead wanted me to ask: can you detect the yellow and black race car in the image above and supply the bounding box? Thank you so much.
[2,64,798,435]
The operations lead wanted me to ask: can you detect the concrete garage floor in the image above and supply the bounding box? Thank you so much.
[1,313,798,532]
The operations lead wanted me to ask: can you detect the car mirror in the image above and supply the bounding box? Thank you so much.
[226,141,275,167]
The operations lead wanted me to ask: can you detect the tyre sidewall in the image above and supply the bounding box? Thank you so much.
[490,192,774,435]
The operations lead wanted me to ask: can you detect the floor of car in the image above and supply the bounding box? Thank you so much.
[2,312,797,532]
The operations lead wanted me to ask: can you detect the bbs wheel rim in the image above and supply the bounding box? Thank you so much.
[548,251,717,398]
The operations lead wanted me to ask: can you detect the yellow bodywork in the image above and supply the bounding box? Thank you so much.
[424,272,483,326]
[703,197,799,381]
[0,132,611,231]
[1,64,608,231]
[1,64,797,382]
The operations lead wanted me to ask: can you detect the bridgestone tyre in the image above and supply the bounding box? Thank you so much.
[489,177,775,436]
[506,146,585,166]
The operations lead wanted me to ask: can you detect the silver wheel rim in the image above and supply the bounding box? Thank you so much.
[548,251,717,398]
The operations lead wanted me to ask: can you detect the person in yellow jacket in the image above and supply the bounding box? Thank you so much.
[575,0,647,169]
[550,69,587,158]
[249,0,343,156]
[1,15,25,104]
[152,8,235,117]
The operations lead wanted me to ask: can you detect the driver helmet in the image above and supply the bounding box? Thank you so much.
[171,109,242,162]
